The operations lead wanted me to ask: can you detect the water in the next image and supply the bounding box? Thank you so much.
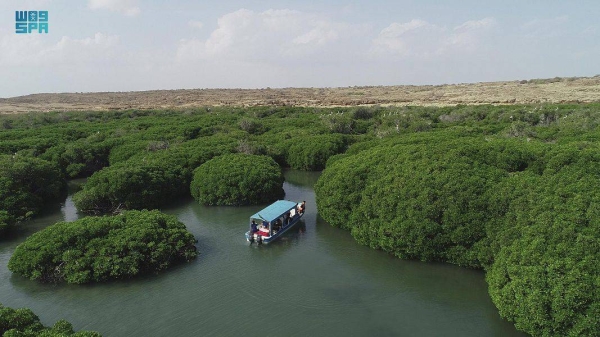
[0,171,525,336]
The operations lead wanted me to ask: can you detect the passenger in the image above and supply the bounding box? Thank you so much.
[274,219,282,232]
[283,213,289,226]
[250,220,258,233]
[299,201,306,214]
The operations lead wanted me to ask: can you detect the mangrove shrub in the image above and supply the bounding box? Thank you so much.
[316,134,600,336]
[191,154,284,205]
[8,210,197,284]
[0,303,101,336]
[286,134,347,171]
[72,162,188,214]
[486,146,600,336]
[316,138,512,267]
[0,155,64,234]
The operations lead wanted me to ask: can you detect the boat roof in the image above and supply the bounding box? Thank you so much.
[250,200,298,222]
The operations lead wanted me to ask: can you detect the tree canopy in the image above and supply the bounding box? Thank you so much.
[0,303,101,337]
[8,210,197,284]
[315,134,600,336]
[3,104,600,336]
[0,155,64,235]
[191,153,284,205]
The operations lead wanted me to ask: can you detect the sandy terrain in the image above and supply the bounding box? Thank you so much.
[1,76,600,114]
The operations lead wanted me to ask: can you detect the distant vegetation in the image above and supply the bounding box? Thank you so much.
[9,210,197,284]
[0,303,101,336]
[191,154,284,206]
[2,103,600,336]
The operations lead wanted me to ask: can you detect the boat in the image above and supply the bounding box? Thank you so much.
[245,200,305,244]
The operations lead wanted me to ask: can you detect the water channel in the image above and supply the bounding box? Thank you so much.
[0,170,526,336]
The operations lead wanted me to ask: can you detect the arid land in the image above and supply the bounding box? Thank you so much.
[1,76,600,114]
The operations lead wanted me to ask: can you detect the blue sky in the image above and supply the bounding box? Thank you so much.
[1,0,599,97]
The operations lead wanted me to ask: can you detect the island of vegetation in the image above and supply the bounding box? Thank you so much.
[1,102,599,336]
[0,303,101,337]
[8,210,197,284]
[191,153,284,205]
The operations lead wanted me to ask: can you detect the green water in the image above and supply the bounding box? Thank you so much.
[0,171,525,336]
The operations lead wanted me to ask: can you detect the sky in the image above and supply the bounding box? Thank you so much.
[0,0,599,98]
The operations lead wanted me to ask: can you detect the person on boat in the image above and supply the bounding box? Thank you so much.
[299,201,306,214]
[250,220,258,234]
[273,218,282,232]
[283,212,290,226]
[261,220,269,229]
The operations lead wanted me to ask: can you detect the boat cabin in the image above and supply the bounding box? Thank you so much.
[246,200,304,244]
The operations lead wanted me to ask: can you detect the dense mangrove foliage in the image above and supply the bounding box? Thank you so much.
[8,210,197,284]
[0,155,65,235]
[315,128,600,335]
[2,104,600,336]
[191,154,284,205]
[0,303,101,336]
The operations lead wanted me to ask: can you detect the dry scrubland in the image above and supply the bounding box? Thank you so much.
[1,76,600,114]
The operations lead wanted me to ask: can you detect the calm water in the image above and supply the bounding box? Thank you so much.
[0,171,526,337]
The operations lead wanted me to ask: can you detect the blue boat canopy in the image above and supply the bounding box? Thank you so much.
[250,200,298,223]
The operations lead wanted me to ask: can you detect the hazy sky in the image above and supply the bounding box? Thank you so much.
[1,0,599,97]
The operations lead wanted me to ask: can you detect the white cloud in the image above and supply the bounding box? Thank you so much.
[177,8,360,62]
[88,0,140,17]
[446,17,496,50]
[0,30,119,67]
[371,19,446,56]
[371,17,496,56]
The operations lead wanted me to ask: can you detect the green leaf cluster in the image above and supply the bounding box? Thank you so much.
[315,134,600,336]
[485,146,600,336]
[72,161,189,214]
[8,210,197,284]
[0,155,65,235]
[286,134,348,171]
[191,153,284,205]
[0,303,101,336]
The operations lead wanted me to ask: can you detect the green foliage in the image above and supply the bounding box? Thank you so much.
[0,303,101,336]
[352,106,376,120]
[3,103,600,336]
[322,114,355,134]
[486,146,600,337]
[53,133,114,178]
[286,134,347,171]
[316,133,600,336]
[317,137,513,267]
[191,154,284,206]
[107,141,148,165]
[72,161,188,214]
[238,118,265,134]
[8,210,197,284]
[0,155,65,234]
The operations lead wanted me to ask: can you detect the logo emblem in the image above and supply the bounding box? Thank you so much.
[15,11,48,34]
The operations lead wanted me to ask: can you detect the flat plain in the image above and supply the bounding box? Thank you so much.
[1,76,600,114]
